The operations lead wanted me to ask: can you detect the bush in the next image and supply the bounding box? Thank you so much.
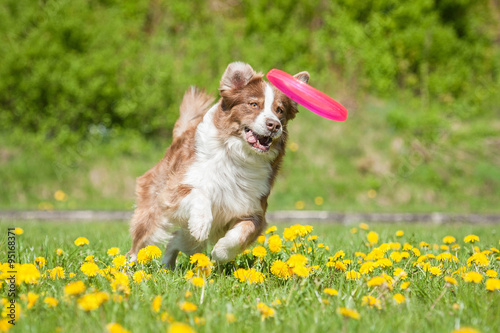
[0,0,498,147]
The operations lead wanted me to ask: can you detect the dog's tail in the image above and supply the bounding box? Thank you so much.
[173,86,215,140]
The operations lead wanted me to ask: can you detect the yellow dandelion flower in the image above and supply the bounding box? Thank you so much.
[152,296,162,313]
[184,270,194,280]
[179,301,197,313]
[133,270,151,283]
[49,266,65,280]
[464,235,479,243]
[314,196,324,205]
[136,245,162,265]
[294,201,305,210]
[257,302,275,320]
[271,298,282,306]
[34,257,46,268]
[485,278,500,291]
[401,281,411,289]
[14,227,24,235]
[419,241,430,248]
[113,255,127,269]
[393,293,405,304]
[110,272,130,293]
[345,270,361,280]
[167,322,195,333]
[332,250,345,261]
[289,141,299,152]
[394,268,407,279]
[359,261,376,274]
[463,271,483,283]
[16,263,41,285]
[390,252,403,262]
[189,253,212,268]
[366,248,385,261]
[54,190,68,201]
[350,227,358,234]
[80,262,99,277]
[84,255,95,263]
[445,276,458,285]
[56,248,64,256]
[233,268,265,283]
[367,276,386,287]
[375,258,392,268]
[107,247,120,256]
[451,328,480,333]
[191,276,205,287]
[429,266,442,276]
[270,260,291,279]
[328,260,344,271]
[467,253,489,267]
[411,248,421,256]
[74,237,89,246]
[252,246,267,258]
[367,231,379,244]
[256,235,266,244]
[362,295,381,309]
[292,264,309,277]
[287,254,308,267]
[106,323,131,333]
[337,307,360,320]
[403,243,413,250]
[268,234,282,253]
[23,292,39,309]
[43,297,58,307]
[486,270,497,278]
[226,313,236,323]
[64,281,86,296]
[184,290,193,298]
[265,226,277,234]
[77,292,109,311]
[324,288,338,296]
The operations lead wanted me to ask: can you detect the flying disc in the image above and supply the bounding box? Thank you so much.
[266,69,348,121]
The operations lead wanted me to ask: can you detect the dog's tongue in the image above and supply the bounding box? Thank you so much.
[246,130,257,143]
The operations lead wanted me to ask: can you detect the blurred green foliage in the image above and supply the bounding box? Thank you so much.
[0,0,499,211]
[1,0,498,144]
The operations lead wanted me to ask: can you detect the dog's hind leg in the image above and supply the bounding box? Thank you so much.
[211,215,266,263]
[162,228,205,270]
[127,207,168,262]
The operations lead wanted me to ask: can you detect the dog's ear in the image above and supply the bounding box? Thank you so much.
[219,62,257,92]
[294,71,310,84]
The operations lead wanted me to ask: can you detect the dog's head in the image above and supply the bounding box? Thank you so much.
[215,62,309,156]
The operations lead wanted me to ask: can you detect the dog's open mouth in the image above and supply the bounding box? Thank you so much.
[245,127,272,152]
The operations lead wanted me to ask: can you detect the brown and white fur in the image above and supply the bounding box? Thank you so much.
[127,62,309,269]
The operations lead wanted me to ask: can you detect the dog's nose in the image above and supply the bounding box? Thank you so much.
[266,119,281,133]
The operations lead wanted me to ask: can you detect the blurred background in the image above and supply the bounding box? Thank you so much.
[0,0,499,213]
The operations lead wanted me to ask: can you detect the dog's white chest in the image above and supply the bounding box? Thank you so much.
[184,145,271,221]
[182,106,272,221]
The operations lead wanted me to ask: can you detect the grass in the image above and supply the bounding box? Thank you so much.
[1,220,499,332]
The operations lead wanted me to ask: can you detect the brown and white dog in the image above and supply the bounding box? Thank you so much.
[127,62,309,268]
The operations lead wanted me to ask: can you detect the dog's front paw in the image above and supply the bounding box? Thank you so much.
[188,212,212,242]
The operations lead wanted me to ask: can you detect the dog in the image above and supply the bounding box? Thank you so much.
[127,62,309,268]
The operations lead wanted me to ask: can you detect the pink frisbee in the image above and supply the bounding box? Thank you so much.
[266,69,348,121]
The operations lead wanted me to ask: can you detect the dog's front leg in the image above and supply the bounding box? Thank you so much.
[186,189,213,242]
[211,215,265,263]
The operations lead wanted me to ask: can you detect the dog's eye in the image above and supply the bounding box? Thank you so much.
[249,102,259,108]
[276,107,283,114]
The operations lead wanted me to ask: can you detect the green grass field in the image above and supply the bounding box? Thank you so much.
[1,220,499,333]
